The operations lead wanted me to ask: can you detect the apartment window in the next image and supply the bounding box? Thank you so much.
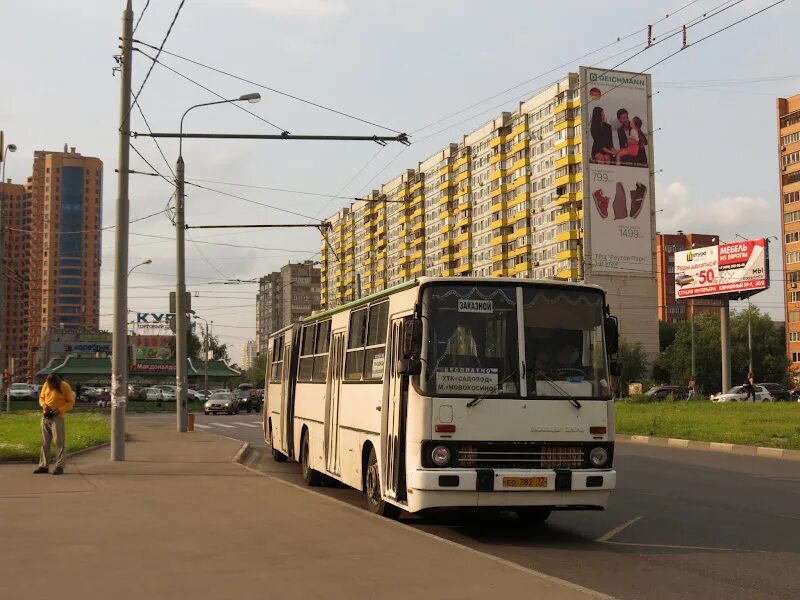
[783,131,800,146]
[790,291,800,303]
[787,251,800,264]
[785,210,800,224]
[785,191,800,205]
[793,352,800,363]
[790,311,800,323]
[783,150,800,167]
[789,331,800,342]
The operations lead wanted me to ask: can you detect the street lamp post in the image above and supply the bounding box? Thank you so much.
[1,140,17,411]
[128,258,152,276]
[175,93,261,432]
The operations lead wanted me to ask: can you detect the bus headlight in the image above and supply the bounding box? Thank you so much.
[589,447,609,468]
[431,445,451,466]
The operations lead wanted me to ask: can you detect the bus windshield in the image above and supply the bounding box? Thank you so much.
[421,284,609,400]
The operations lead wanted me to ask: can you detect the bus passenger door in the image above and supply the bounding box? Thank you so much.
[325,331,345,475]
[280,339,293,457]
[385,316,409,502]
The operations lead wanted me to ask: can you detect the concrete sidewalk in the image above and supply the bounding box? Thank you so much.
[0,419,611,600]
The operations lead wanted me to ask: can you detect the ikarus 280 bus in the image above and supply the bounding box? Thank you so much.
[264,277,619,522]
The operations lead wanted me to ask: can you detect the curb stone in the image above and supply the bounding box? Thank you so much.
[618,435,800,462]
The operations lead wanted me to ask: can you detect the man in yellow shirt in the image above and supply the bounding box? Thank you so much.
[33,373,76,475]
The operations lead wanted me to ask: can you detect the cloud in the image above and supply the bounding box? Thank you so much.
[656,181,774,241]
[207,0,349,18]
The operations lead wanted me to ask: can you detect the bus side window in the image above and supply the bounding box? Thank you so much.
[364,302,389,380]
[312,320,331,381]
[345,309,368,380]
[270,335,284,383]
[298,325,315,382]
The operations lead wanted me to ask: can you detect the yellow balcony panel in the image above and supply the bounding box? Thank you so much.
[554,119,577,133]
[510,211,529,225]
[398,214,410,225]
[554,154,581,169]
[438,193,452,206]
[489,168,505,182]
[556,249,579,261]
[554,172,582,188]
[411,193,424,206]
[411,264,424,275]
[398,187,409,198]
[376,225,386,235]
[489,185,507,198]
[411,222,424,233]
[491,233,507,246]
[439,165,451,177]
[513,261,530,273]
[554,192,581,207]
[439,239,454,250]
[578,208,584,220]
[454,155,469,169]
[555,211,578,225]
[455,263,471,275]
[410,207,423,219]
[441,268,455,276]
[364,268,374,277]
[509,123,528,138]
[410,181,423,193]
[554,136,580,151]
[509,174,530,192]
[439,222,453,235]
[439,180,454,191]
[344,276,354,286]
[489,135,506,149]
[489,153,503,166]
[455,216,470,229]
[453,247,470,260]
[454,186,471,201]
[510,138,529,154]
[398,242,409,251]
[508,244,530,258]
[455,170,470,184]
[399,255,411,265]
[491,267,507,277]
[439,208,452,219]
[509,190,530,208]
[556,230,579,243]
[490,218,508,231]
[364,256,373,266]
[510,157,527,172]
[411,250,423,260]
[412,235,425,246]
[376,251,386,260]
[344,241,354,251]
[508,227,530,242]
[556,267,580,279]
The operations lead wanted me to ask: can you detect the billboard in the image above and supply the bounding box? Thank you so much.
[580,67,654,274]
[133,335,174,360]
[674,238,769,299]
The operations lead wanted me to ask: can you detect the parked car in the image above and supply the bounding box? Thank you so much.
[234,385,261,413]
[756,382,791,401]
[710,385,771,403]
[141,387,165,402]
[204,391,239,415]
[9,383,36,400]
[187,389,205,401]
[643,385,689,400]
[80,385,108,402]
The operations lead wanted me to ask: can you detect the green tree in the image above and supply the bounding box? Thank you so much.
[616,339,648,396]
[188,332,230,362]
[245,355,267,388]
[659,320,678,352]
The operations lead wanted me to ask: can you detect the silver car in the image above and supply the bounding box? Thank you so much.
[141,387,165,402]
[9,383,35,400]
[204,391,239,415]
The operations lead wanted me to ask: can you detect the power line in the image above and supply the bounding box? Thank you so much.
[184,180,324,221]
[133,99,176,178]
[130,38,406,134]
[129,231,318,254]
[132,0,151,35]
[311,145,385,219]
[134,47,287,133]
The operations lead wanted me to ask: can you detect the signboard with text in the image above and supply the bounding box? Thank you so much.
[674,238,769,299]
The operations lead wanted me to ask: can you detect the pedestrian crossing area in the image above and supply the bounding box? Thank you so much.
[194,421,261,430]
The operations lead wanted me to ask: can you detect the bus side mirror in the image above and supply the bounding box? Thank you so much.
[397,358,422,375]
[402,318,423,360]
[604,316,619,355]
[609,361,621,377]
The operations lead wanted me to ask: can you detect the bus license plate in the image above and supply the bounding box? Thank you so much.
[503,476,548,488]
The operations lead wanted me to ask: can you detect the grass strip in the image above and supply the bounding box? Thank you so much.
[0,413,111,462]
[616,401,800,450]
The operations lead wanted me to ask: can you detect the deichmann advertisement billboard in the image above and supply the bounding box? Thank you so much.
[674,238,769,299]
[580,67,654,275]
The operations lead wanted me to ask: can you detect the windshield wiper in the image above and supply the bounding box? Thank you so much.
[534,369,582,409]
[466,369,517,408]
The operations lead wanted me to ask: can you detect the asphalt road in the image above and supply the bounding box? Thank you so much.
[143,412,800,599]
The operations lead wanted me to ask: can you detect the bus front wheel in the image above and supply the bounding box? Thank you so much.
[365,446,401,520]
[300,430,323,486]
[269,425,287,463]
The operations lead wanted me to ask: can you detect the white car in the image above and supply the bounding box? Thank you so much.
[710,385,771,403]
[141,387,165,402]
[9,383,35,400]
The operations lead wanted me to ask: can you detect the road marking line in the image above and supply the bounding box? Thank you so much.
[606,541,733,551]
[595,516,642,543]
[193,424,210,429]
[209,423,235,429]
[233,422,260,428]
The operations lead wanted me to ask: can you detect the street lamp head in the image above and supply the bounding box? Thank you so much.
[143,259,153,265]
[239,93,261,104]
[7,144,17,153]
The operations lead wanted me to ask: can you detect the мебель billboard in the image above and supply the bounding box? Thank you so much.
[674,238,769,299]
[580,67,653,275]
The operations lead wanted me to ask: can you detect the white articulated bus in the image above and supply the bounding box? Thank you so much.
[263,277,619,522]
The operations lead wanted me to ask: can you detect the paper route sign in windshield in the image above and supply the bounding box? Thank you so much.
[436,368,498,394]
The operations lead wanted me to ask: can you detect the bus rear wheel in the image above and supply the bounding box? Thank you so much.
[365,446,401,519]
[269,425,287,463]
[300,430,323,486]
[515,507,551,524]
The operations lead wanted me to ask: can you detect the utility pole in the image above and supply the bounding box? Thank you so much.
[747,300,753,374]
[175,156,188,432]
[111,0,133,461]
[690,298,696,377]
[720,298,731,393]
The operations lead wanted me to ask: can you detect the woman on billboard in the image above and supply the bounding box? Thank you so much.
[590,106,616,164]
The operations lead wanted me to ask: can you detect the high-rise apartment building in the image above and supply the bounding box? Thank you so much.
[1,180,27,375]
[779,93,800,366]
[240,340,256,371]
[255,260,321,357]
[3,147,102,380]
[322,68,659,358]
[656,232,721,323]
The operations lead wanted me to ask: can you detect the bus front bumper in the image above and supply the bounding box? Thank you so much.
[405,468,616,512]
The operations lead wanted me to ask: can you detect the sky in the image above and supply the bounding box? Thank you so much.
[1,0,798,362]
